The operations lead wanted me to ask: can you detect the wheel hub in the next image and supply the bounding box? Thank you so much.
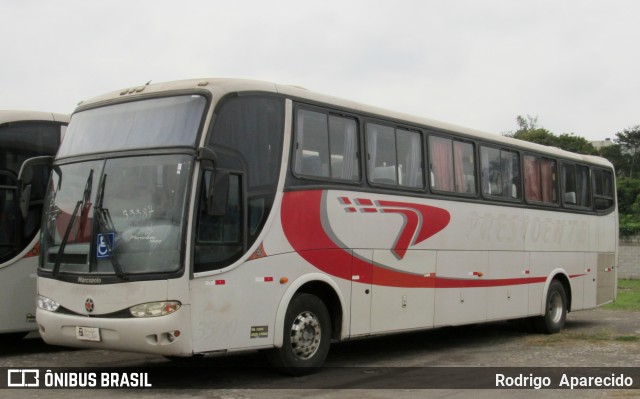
[549,291,563,323]
[290,311,321,360]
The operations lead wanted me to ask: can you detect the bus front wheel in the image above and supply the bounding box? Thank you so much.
[268,293,331,375]
[534,280,567,334]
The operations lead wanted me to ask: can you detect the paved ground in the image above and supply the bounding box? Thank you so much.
[0,308,638,398]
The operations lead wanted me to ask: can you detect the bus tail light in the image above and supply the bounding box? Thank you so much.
[129,301,181,318]
[37,295,60,312]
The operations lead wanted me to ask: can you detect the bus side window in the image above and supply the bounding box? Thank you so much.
[367,123,423,189]
[294,109,330,178]
[524,155,557,204]
[209,95,284,249]
[481,146,520,200]
[593,168,614,211]
[367,123,397,185]
[294,109,360,182]
[429,136,475,194]
[562,163,591,208]
[194,172,243,272]
[328,115,360,181]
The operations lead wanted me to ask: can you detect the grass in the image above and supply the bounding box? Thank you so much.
[603,279,640,311]
[525,328,639,346]
[614,335,640,342]
[526,330,639,346]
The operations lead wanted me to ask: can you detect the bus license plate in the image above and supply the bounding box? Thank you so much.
[76,326,101,342]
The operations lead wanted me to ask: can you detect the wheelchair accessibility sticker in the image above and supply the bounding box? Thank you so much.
[97,233,115,259]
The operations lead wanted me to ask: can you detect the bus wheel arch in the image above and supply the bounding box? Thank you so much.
[552,273,572,313]
[267,292,331,374]
[270,275,345,374]
[535,272,571,334]
[295,280,343,340]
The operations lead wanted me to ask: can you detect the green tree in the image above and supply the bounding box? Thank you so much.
[505,114,555,146]
[554,133,597,155]
[511,129,557,146]
[615,125,640,178]
[617,178,640,236]
[506,115,596,155]
[598,144,629,177]
[515,114,539,132]
[616,178,640,214]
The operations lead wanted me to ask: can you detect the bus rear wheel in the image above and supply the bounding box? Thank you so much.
[268,293,331,375]
[534,280,567,334]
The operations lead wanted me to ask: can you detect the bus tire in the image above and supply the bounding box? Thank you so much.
[534,280,567,334]
[267,293,331,375]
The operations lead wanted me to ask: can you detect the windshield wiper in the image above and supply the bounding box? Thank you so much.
[94,173,127,280]
[52,169,93,278]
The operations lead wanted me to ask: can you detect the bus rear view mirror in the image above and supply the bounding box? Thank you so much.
[17,156,53,185]
[207,169,229,216]
[17,156,53,219]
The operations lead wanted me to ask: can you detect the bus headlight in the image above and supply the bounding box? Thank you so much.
[37,295,60,312]
[129,301,181,318]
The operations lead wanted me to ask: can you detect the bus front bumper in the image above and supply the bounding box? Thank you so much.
[36,305,193,356]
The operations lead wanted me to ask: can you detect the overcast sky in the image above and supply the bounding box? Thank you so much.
[2,0,639,141]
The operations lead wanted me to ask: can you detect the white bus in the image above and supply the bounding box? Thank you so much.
[0,110,68,338]
[35,79,617,372]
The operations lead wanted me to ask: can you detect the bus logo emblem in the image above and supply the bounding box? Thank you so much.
[85,298,94,313]
[339,196,450,260]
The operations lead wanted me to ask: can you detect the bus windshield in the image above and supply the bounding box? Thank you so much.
[41,154,193,277]
[57,95,207,158]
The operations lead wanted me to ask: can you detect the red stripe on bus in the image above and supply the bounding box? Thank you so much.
[281,190,583,289]
[378,207,418,259]
[377,200,451,245]
[282,190,437,288]
[355,198,374,206]
[435,277,547,288]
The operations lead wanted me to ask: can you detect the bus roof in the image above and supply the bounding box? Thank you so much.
[0,110,70,125]
[75,78,613,169]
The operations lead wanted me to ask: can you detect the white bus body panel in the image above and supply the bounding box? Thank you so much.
[371,249,436,333]
[189,254,351,353]
[434,250,489,326]
[0,239,39,333]
[486,251,529,321]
